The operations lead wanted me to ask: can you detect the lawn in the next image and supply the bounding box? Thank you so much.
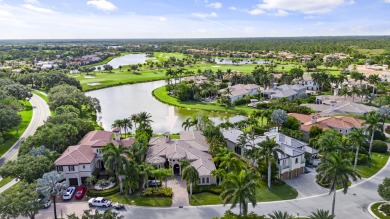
[356,152,390,178]
[154,52,188,62]
[370,202,390,219]
[106,193,172,207]
[32,90,49,103]
[0,100,33,157]
[189,181,298,206]
[357,49,385,55]
[153,86,257,115]
[0,177,13,188]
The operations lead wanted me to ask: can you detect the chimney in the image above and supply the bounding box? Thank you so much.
[164,132,170,143]
[311,115,317,124]
[333,88,339,96]
[112,127,121,140]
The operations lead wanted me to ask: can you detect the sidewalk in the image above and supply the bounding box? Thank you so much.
[0,179,18,193]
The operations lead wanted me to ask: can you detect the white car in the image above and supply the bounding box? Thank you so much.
[62,187,76,200]
[88,197,112,208]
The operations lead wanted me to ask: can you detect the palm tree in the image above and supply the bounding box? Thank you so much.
[317,152,360,215]
[101,143,130,194]
[347,128,367,170]
[213,147,243,173]
[181,165,199,198]
[153,168,173,187]
[365,111,382,157]
[315,130,344,154]
[37,171,68,219]
[122,117,133,138]
[182,118,193,131]
[129,141,147,163]
[211,168,226,186]
[130,114,139,130]
[259,137,284,190]
[137,111,153,129]
[112,119,124,135]
[141,163,155,189]
[85,175,97,187]
[268,211,294,219]
[220,170,258,216]
[309,209,335,219]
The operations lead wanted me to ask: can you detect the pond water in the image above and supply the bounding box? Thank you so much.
[86,80,245,134]
[214,58,269,65]
[95,53,152,69]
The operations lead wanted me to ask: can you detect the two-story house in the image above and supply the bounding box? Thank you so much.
[222,129,317,180]
[54,130,135,186]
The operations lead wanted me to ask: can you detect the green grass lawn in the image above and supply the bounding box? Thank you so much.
[153,86,257,115]
[189,181,298,206]
[371,202,390,219]
[106,193,172,207]
[154,52,188,62]
[357,49,385,55]
[0,100,33,157]
[356,152,390,178]
[0,177,13,188]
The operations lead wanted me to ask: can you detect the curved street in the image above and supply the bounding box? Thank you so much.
[0,94,50,167]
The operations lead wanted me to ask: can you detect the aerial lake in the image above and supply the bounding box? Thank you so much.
[95,53,152,69]
[86,80,245,134]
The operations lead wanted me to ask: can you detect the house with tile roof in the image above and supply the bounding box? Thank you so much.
[263,84,306,101]
[222,129,317,180]
[146,131,217,185]
[55,130,135,186]
[219,84,261,103]
[289,113,365,139]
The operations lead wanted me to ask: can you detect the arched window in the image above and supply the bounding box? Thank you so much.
[202,178,205,184]
[206,177,209,184]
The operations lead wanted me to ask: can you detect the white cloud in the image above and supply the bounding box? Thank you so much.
[229,6,237,10]
[207,2,222,9]
[0,9,12,17]
[24,0,39,4]
[157,16,167,22]
[257,0,354,14]
[22,4,55,13]
[248,9,264,15]
[192,12,217,18]
[385,0,390,3]
[87,0,117,12]
[274,9,288,16]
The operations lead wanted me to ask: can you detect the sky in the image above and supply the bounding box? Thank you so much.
[0,0,389,39]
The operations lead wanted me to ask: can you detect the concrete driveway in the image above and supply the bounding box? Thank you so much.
[284,167,328,198]
[167,176,189,207]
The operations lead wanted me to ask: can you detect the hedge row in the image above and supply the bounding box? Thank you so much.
[189,185,223,195]
[141,187,172,197]
[87,185,120,197]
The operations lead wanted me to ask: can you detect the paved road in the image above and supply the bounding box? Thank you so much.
[36,156,389,219]
[0,94,50,167]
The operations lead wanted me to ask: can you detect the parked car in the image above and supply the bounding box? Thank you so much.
[148,180,161,187]
[62,187,76,200]
[37,198,52,209]
[113,202,124,210]
[75,187,87,199]
[88,197,112,208]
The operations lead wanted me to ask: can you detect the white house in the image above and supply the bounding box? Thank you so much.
[298,75,319,91]
[54,130,135,186]
[219,84,261,103]
[146,131,217,185]
[222,129,317,180]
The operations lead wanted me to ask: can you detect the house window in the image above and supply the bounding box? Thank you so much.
[206,177,209,184]
[295,158,298,164]
[57,166,63,172]
[202,178,205,184]
[83,165,85,169]
[69,165,75,171]
[96,149,100,153]
[199,178,201,184]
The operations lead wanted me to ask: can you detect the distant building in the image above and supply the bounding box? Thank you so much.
[263,84,306,100]
[219,84,261,103]
[297,75,319,91]
[289,113,365,138]
[222,129,318,180]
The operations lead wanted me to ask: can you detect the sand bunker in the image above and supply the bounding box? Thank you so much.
[87,82,101,86]
[212,65,221,68]
[84,76,95,79]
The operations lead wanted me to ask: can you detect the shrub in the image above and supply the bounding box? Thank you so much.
[357,154,369,165]
[190,185,223,195]
[234,98,247,106]
[380,203,390,216]
[374,130,386,141]
[252,126,266,135]
[87,185,120,197]
[215,210,266,219]
[372,140,388,153]
[141,187,173,197]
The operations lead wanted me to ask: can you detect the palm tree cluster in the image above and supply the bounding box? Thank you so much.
[111,111,153,138]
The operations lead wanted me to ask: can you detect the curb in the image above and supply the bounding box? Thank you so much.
[367,202,381,219]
